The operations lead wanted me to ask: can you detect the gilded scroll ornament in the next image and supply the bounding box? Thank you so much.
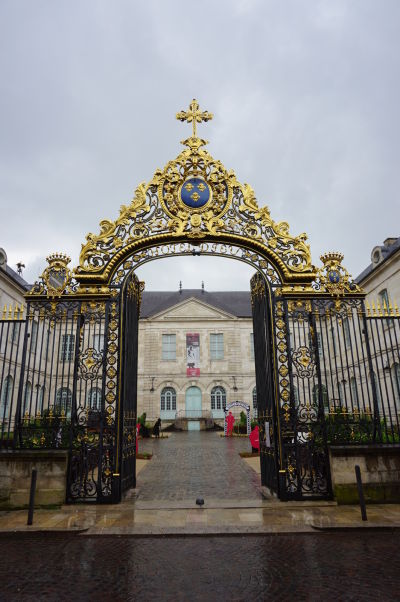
[76,100,315,282]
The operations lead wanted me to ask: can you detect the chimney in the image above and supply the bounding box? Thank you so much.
[201,281,204,293]
[179,281,182,294]
[383,237,398,248]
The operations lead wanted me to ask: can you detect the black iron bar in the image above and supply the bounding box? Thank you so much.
[355,464,367,521]
[27,468,37,525]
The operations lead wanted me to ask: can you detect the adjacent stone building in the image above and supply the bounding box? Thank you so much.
[137,288,256,424]
[355,236,400,306]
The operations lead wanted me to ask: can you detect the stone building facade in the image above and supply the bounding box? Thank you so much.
[137,289,256,424]
[355,236,400,307]
[0,248,29,309]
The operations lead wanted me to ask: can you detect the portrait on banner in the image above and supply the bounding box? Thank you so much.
[186,333,200,376]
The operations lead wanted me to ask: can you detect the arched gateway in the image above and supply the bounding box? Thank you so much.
[12,100,374,504]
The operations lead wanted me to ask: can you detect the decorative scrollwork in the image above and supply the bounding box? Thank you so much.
[75,100,316,283]
[78,347,103,381]
[292,346,315,378]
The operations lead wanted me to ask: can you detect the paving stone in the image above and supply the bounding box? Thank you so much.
[137,431,262,502]
[1,532,399,601]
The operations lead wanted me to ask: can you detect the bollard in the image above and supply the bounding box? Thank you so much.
[355,465,367,521]
[27,469,37,526]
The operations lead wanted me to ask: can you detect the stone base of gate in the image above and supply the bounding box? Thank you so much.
[0,449,68,510]
[329,445,400,504]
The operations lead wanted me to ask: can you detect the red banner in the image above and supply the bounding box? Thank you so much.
[186,333,200,376]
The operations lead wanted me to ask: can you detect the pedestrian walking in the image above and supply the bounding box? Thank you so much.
[153,417,162,438]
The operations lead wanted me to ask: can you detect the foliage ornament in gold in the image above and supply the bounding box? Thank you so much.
[315,252,361,297]
[30,253,73,298]
[76,99,315,284]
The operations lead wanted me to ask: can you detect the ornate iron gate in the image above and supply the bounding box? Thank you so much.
[2,101,399,505]
[251,274,333,500]
[250,273,279,494]
[118,273,142,497]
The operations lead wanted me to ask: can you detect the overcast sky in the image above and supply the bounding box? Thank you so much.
[1,0,399,291]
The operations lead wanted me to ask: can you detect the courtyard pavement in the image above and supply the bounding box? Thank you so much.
[1,431,400,535]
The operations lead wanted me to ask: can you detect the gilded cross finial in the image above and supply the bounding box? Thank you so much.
[176,99,213,138]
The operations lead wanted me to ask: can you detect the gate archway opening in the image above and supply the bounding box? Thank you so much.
[14,99,382,505]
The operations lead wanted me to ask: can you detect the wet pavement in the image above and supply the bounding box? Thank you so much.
[1,531,399,601]
[137,431,262,502]
[1,431,400,535]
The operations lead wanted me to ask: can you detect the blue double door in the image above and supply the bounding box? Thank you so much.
[185,386,202,424]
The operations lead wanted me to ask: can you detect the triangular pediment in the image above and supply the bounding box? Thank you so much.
[149,297,237,321]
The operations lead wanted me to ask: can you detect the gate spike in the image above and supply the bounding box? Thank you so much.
[388,297,394,316]
[382,299,388,317]
[8,305,12,319]
[365,300,371,317]
[2,305,6,320]
[376,299,382,316]
[13,305,19,320]
[19,304,24,319]
[371,301,376,317]
[394,300,400,316]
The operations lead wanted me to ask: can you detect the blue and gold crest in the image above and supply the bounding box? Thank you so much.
[328,270,340,284]
[180,177,211,209]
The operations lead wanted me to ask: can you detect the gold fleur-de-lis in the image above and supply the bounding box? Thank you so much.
[185,183,194,191]
[197,183,206,191]
[191,192,200,201]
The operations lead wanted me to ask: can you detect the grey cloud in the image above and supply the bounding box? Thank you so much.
[0,0,399,287]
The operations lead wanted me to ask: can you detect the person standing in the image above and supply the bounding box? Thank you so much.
[153,417,162,438]
[225,411,235,436]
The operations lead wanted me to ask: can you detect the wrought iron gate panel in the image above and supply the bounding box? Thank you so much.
[118,272,142,497]
[278,298,331,499]
[67,299,112,503]
[0,307,26,447]
[311,298,400,445]
[250,273,279,494]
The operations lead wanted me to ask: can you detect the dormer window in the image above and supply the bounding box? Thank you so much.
[371,247,382,265]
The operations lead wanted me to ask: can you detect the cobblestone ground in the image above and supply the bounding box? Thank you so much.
[1,532,399,601]
[138,431,261,501]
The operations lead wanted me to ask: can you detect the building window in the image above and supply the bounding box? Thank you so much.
[252,386,257,417]
[162,334,176,360]
[343,318,351,348]
[350,377,359,404]
[87,387,102,410]
[23,381,32,415]
[250,333,254,360]
[369,371,381,406]
[316,332,323,359]
[378,288,390,312]
[11,322,20,343]
[338,381,344,405]
[93,334,103,352]
[210,333,224,360]
[56,387,72,416]
[330,326,337,356]
[160,387,176,412]
[38,385,45,412]
[211,386,226,410]
[1,375,13,420]
[379,288,393,325]
[392,363,400,403]
[60,334,75,361]
[31,320,38,349]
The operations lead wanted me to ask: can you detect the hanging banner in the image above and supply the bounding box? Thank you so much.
[186,333,200,376]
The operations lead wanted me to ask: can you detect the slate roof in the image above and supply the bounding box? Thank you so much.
[2,264,31,291]
[355,237,400,284]
[140,289,252,318]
